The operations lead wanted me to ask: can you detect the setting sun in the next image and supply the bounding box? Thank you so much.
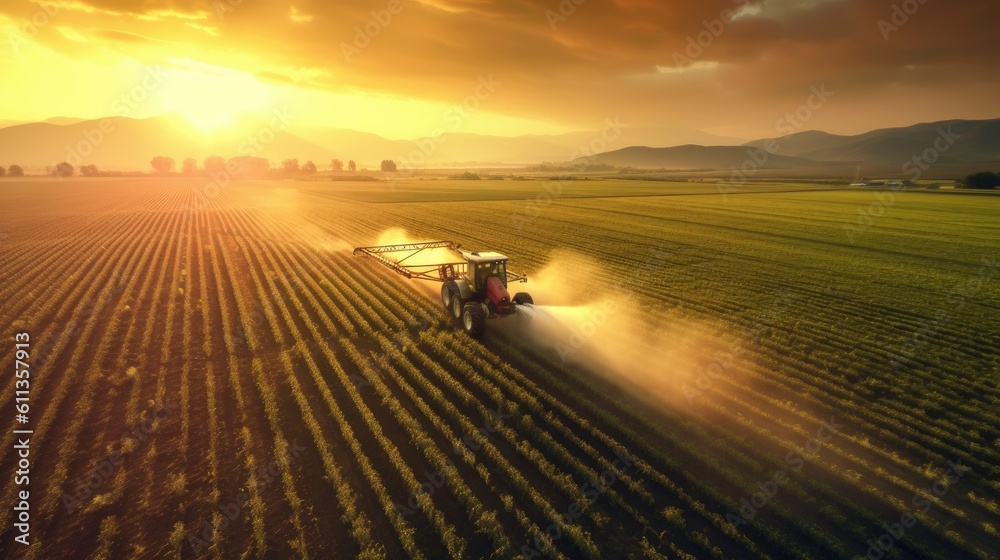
[1,1,999,559]
[156,61,275,132]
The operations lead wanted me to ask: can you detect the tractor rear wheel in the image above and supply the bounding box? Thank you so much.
[451,293,464,319]
[462,303,486,337]
[513,292,534,306]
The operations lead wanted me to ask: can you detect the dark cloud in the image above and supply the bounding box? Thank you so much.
[8,0,1000,135]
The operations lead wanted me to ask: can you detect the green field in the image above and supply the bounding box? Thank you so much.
[1,177,997,559]
[312,177,848,203]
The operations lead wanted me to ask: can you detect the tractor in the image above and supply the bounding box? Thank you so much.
[353,241,533,337]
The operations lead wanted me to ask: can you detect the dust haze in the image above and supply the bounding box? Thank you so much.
[500,249,737,409]
[366,232,753,409]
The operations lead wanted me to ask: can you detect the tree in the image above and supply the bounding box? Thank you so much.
[151,156,176,174]
[330,159,344,172]
[53,162,74,177]
[281,159,300,174]
[302,160,317,175]
[80,164,99,176]
[348,160,356,172]
[228,156,269,176]
[182,158,198,175]
[8,165,24,177]
[963,171,1000,189]
[381,159,397,172]
[203,155,226,173]
[0,166,5,177]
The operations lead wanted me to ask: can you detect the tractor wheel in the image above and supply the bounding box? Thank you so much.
[462,302,486,337]
[513,292,534,306]
[441,283,453,309]
[451,294,465,319]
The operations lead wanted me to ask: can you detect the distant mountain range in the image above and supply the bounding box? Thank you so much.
[573,145,818,170]
[582,119,1000,170]
[0,117,87,128]
[0,114,744,171]
[0,115,997,172]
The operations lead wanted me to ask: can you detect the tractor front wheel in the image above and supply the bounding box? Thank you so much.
[441,283,453,309]
[451,293,465,319]
[462,303,486,337]
[513,292,534,306]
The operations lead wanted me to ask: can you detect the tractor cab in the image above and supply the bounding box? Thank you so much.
[463,251,509,292]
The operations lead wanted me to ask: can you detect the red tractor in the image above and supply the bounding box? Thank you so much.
[353,241,533,337]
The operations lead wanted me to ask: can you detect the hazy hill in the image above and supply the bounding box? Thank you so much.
[0,114,750,171]
[742,130,852,156]
[522,126,745,152]
[290,127,585,168]
[0,115,336,171]
[0,117,83,129]
[235,123,746,165]
[574,145,821,169]
[745,119,1000,165]
[0,115,996,171]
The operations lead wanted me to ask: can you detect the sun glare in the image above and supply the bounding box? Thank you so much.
[157,60,274,132]
[178,105,237,132]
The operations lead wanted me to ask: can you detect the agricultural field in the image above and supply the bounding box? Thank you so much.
[0,177,998,559]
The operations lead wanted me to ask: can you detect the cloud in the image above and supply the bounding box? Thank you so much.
[93,29,173,44]
[3,0,999,137]
[656,61,721,74]
[739,0,845,20]
[289,6,313,24]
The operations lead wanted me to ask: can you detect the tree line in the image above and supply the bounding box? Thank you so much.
[0,165,25,177]
[0,157,365,177]
[12,162,994,186]
[148,156,361,176]
[961,171,1000,189]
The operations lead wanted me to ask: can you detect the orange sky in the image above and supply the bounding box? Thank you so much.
[1,0,998,139]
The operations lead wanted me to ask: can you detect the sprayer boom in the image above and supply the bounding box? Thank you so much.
[352,241,467,281]
[352,240,527,283]
[353,239,532,337]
